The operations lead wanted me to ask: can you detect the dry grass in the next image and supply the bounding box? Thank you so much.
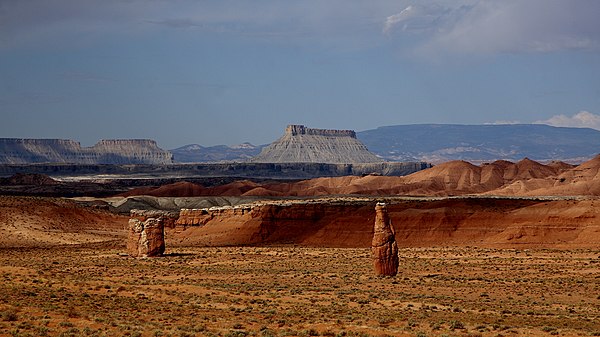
[0,244,599,337]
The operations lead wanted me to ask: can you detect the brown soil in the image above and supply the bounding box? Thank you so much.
[0,245,598,337]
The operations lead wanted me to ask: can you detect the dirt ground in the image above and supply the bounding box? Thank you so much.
[1,244,598,337]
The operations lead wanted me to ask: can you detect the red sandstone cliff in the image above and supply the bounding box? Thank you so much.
[167,197,600,249]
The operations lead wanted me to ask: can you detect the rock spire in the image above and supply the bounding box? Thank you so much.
[371,202,399,276]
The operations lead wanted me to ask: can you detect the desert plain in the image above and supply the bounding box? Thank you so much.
[1,155,600,337]
[1,237,599,337]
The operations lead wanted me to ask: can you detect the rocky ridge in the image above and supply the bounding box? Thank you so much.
[150,196,600,248]
[251,125,383,163]
[0,138,173,164]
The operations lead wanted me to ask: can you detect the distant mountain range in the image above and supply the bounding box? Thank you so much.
[171,124,600,164]
[356,124,600,163]
[171,142,264,162]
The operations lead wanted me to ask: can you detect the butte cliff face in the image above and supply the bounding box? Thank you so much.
[0,138,173,165]
[251,125,383,164]
[165,197,600,249]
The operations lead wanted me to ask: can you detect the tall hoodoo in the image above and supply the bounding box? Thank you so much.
[371,202,399,276]
[251,124,383,164]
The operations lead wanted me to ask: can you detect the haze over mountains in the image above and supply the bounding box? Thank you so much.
[1,123,598,165]
[358,124,600,163]
[172,124,600,164]
[171,143,262,163]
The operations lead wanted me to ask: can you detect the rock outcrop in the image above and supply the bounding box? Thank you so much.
[0,138,173,164]
[251,125,383,164]
[126,197,600,249]
[371,203,399,276]
[127,210,168,257]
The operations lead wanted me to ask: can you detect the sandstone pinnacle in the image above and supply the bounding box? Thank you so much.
[371,202,399,276]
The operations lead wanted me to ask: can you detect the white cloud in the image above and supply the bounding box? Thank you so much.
[382,4,473,36]
[535,111,600,130]
[383,0,600,56]
[383,6,415,35]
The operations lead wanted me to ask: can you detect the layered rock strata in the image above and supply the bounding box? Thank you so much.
[371,203,399,276]
[127,210,168,257]
[251,125,383,163]
[0,138,173,164]
[0,162,430,178]
[157,197,600,249]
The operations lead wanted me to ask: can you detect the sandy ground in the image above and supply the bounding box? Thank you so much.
[0,196,127,248]
[0,244,599,337]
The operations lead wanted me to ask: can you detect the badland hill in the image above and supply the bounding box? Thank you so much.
[121,155,600,198]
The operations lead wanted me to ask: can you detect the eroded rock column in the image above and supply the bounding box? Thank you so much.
[371,202,399,276]
[127,211,166,258]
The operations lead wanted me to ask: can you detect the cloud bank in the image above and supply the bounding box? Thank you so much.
[2,0,599,56]
[535,111,600,130]
[383,0,600,56]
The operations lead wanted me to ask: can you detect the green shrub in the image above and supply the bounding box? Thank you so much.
[1,309,18,322]
[450,320,465,330]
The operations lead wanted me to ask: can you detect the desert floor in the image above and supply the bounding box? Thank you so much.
[1,244,598,337]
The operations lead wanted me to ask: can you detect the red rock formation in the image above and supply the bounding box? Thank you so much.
[371,203,399,276]
[165,198,600,249]
[127,210,167,257]
[170,201,376,247]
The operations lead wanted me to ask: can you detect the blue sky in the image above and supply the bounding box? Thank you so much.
[1,0,599,148]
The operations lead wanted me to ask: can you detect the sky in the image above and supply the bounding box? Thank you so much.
[1,0,600,149]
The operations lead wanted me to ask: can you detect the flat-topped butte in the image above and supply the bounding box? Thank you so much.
[252,124,383,164]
